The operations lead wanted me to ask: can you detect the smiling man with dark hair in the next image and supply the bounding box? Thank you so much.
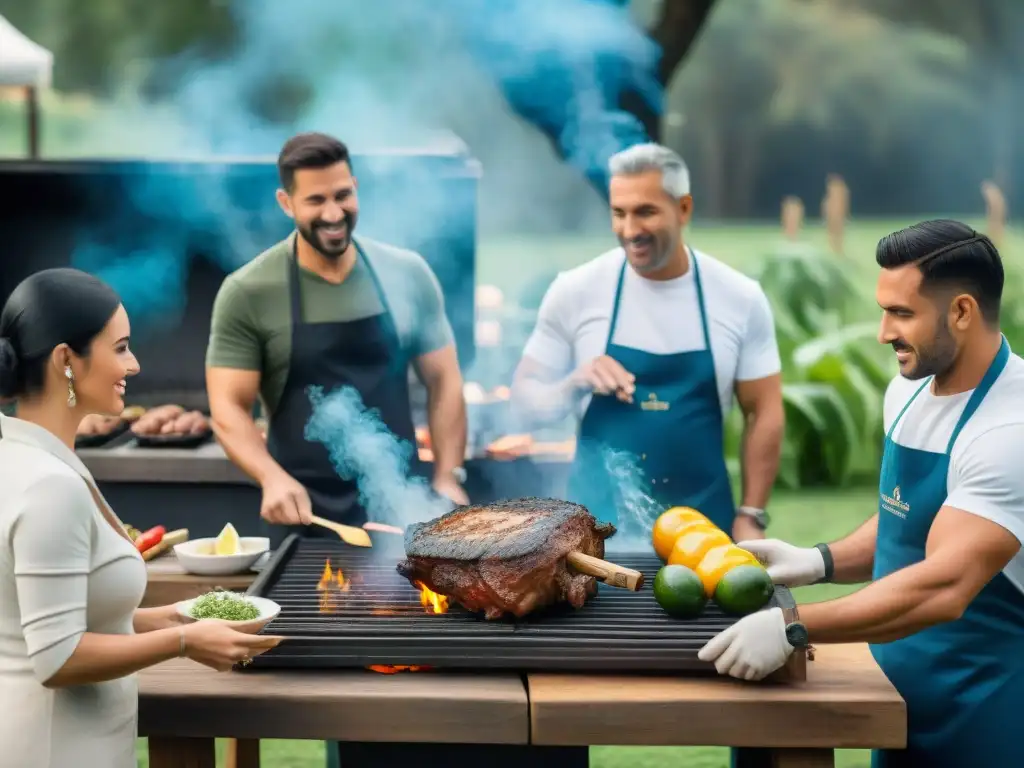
[699,219,1024,767]
[206,131,469,536]
[875,218,1004,377]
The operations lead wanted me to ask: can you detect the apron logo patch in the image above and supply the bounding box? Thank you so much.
[880,485,910,519]
[640,392,670,411]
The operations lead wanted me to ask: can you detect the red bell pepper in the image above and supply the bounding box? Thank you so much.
[135,525,166,553]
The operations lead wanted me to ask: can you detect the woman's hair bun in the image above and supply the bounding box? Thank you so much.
[0,336,19,400]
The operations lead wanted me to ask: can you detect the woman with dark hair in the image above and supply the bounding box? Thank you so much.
[0,268,282,768]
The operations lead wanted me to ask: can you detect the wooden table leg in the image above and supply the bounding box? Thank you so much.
[771,748,835,768]
[148,736,216,768]
[224,738,261,768]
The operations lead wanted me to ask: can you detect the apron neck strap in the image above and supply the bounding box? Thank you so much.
[945,335,1010,452]
[356,243,394,317]
[886,335,1012,450]
[886,379,930,441]
[288,234,303,326]
[605,246,710,350]
[606,256,628,347]
[690,249,712,351]
[287,236,391,324]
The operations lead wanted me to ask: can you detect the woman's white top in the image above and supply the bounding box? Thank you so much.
[0,413,147,768]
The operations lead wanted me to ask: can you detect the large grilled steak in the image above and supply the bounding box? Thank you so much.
[396,497,616,619]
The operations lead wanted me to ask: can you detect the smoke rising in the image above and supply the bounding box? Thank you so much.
[69,167,282,334]
[60,0,666,505]
[596,445,659,551]
[68,0,664,324]
[448,0,661,194]
[304,385,455,527]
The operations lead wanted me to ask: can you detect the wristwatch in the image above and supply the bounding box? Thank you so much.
[814,542,835,582]
[737,505,770,530]
[451,466,467,484]
[785,620,809,649]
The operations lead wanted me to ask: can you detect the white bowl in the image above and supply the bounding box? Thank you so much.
[175,594,280,634]
[173,537,270,576]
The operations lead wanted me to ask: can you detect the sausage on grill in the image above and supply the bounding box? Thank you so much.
[131,405,209,437]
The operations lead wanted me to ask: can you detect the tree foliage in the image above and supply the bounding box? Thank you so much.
[2,0,1021,209]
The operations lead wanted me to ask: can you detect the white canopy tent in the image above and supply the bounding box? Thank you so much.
[0,15,53,157]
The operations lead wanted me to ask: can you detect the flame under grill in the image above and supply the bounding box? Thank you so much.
[242,535,796,672]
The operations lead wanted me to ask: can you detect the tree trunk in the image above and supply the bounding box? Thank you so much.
[617,0,718,145]
[514,0,719,199]
[989,71,1016,198]
[727,123,763,217]
[695,110,727,218]
[649,0,719,86]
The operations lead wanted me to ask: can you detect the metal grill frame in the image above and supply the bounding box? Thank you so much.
[241,534,803,676]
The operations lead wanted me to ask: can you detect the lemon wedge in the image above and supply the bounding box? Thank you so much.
[213,523,242,556]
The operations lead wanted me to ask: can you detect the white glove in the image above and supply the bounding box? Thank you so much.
[737,538,826,587]
[697,606,794,681]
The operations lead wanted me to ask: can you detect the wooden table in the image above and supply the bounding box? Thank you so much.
[144,558,906,767]
[139,661,530,768]
[528,644,906,767]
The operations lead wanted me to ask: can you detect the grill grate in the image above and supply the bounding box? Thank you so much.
[241,534,797,673]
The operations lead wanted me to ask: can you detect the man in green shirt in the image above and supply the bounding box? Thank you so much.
[206,132,469,536]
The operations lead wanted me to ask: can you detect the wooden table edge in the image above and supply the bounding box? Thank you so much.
[524,643,907,750]
[138,663,530,745]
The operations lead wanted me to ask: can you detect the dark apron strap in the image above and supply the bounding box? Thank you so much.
[288,236,397,341]
[288,234,303,326]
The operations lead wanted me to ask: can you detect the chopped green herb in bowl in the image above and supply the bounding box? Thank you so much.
[175,590,281,634]
[188,591,261,621]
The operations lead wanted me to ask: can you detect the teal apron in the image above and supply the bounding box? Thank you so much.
[565,248,736,533]
[566,250,761,768]
[871,336,1024,767]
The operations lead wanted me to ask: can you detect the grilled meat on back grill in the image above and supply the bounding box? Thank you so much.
[396,497,616,619]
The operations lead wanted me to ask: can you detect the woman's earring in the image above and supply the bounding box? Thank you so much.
[65,366,77,408]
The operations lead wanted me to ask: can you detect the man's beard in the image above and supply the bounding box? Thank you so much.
[619,233,672,274]
[895,320,958,380]
[298,213,356,260]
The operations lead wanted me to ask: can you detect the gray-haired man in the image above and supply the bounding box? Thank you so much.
[512,143,784,545]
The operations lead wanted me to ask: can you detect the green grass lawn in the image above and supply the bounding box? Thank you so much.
[135,485,879,768]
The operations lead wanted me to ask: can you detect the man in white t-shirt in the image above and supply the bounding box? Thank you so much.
[698,219,1024,768]
[511,143,784,543]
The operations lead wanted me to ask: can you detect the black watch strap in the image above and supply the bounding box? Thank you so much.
[815,542,835,583]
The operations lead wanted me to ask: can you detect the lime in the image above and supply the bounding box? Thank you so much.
[713,564,774,616]
[653,565,708,619]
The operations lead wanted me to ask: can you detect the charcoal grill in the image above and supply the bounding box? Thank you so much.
[242,534,806,678]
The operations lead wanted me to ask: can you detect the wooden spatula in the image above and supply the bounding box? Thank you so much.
[567,552,645,591]
[310,516,373,548]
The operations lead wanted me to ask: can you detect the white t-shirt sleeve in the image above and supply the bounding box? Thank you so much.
[520,273,575,376]
[946,424,1024,544]
[10,473,93,684]
[734,287,782,381]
